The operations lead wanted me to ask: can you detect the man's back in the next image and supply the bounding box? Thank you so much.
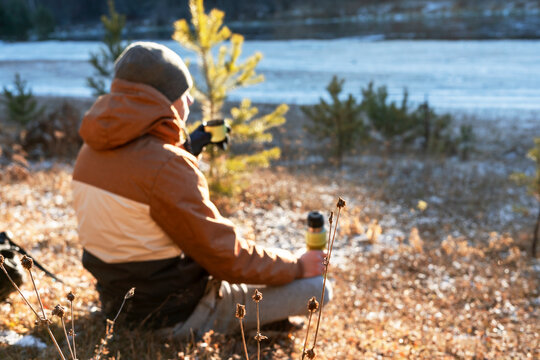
[73,79,209,327]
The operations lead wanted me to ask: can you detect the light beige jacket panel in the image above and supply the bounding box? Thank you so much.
[72,180,181,263]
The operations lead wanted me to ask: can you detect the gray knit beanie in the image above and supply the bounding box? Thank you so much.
[114,41,193,103]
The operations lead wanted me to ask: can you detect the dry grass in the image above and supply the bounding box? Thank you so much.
[0,160,539,359]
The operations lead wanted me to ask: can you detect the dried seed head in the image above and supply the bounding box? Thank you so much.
[252,289,262,303]
[0,254,4,266]
[337,197,346,209]
[67,291,75,302]
[307,296,319,312]
[254,332,268,342]
[235,303,246,319]
[21,255,33,270]
[328,212,334,224]
[305,348,316,359]
[124,287,135,299]
[323,257,329,266]
[52,304,65,318]
[37,317,51,326]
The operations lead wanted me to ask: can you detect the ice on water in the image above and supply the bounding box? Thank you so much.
[1,39,540,117]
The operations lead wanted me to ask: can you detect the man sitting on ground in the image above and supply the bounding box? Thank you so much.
[72,41,331,337]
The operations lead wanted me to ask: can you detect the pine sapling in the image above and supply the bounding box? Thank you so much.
[86,0,126,96]
[1,73,45,125]
[173,0,288,194]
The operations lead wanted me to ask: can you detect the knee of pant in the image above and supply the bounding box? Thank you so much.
[307,276,332,305]
[322,278,333,305]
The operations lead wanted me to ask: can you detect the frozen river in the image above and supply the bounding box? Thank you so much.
[0,39,539,119]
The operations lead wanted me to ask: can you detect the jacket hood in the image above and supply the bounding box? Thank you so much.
[79,79,185,150]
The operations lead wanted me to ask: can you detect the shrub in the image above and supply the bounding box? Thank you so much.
[1,73,45,126]
[87,0,127,96]
[413,101,452,152]
[412,100,475,158]
[23,102,82,159]
[360,81,417,142]
[360,82,475,159]
[173,0,288,195]
[301,75,366,167]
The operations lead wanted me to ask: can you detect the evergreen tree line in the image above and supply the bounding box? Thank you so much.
[3,0,538,41]
[1,0,372,27]
[0,0,368,41]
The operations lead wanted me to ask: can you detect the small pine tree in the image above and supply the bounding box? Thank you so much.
[360,82,416,142]
[414,100,455,154]
[1,73,45,126]
[301,76,365,167]
[173,0,288,194]
[413,101,475,159]
[87,0,126,96]
[457,124,475,160]
[511,138,540,257]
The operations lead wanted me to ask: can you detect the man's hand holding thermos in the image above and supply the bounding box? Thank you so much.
[189,119,231,156]
[298,211,327,278]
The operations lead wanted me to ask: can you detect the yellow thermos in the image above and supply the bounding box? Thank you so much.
[306,211,327,250]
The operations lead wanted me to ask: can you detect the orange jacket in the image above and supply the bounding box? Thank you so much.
[73,79,302,286]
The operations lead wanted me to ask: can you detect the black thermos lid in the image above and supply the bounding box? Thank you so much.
[307,211,324,228]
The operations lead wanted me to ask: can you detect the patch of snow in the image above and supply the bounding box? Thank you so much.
[423,2,452,14]
[0,330,47,349]
[365,310,386,321]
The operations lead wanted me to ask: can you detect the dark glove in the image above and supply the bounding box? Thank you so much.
[189,124,212,156]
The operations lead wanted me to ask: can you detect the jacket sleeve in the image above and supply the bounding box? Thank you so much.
[149,152,302,286]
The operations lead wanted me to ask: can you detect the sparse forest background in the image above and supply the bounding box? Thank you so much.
[2,0,540,40]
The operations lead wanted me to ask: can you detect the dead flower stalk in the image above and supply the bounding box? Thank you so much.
[93,287,135,360]
[21,255,67,360]
[67,291,77,359]
[52,304,76,360]
[305,197,345,359]
[235,303,250,360]
[0,254,40,319]
[252,289,267,360]
[301,296,319,359]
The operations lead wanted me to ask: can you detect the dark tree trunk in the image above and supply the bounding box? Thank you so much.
[423,102,430,151]
[533,203,539,257]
